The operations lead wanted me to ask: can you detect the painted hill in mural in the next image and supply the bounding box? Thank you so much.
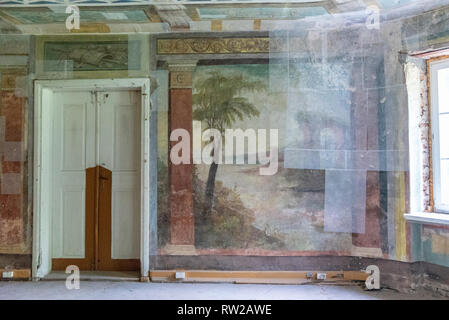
[156,158,285,250]
[193,167,285,250]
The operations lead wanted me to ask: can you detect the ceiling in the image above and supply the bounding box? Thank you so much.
[0,0,445,34]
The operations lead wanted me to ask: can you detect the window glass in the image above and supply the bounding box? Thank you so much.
[437,74,449,207]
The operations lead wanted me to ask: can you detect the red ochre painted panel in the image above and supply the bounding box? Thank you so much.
[1,92,25,141]
[169,88,194,246]
[0,89,27,252]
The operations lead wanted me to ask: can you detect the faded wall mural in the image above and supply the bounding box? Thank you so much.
[2,2,449,272]
[43,40,141,72]
[35,35,149,79]
[158,64,355,254]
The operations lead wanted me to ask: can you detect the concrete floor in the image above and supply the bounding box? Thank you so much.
[0,281,445,300]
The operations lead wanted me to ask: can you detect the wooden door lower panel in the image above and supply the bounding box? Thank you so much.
[52,258,92,271]
[97,166,140,271]
[52,167,96,271]
[52,166,139,271]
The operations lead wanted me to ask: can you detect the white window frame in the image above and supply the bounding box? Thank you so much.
[430,59,449,213]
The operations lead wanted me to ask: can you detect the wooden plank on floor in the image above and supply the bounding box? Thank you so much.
[0,268,31,280]
[149,270,369,283]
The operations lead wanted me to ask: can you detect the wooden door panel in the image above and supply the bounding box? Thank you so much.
[98,91,141,262]
[51,91,96,271]
[97,166,139,271]
[52,167,96,271]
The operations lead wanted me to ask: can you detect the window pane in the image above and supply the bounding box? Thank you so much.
[438,68,449,114]
[441,159,449,206]
[440,113,449,159]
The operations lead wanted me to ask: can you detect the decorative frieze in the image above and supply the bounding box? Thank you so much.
[157,37,270,55]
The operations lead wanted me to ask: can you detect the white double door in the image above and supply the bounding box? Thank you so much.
[51,89,141,268]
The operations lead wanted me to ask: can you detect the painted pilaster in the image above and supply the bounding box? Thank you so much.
[165,60,197,255]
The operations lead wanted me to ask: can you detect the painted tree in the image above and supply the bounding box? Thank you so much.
[193,71,264,215]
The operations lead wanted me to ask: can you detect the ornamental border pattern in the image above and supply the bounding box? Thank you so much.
[157,37,272,55]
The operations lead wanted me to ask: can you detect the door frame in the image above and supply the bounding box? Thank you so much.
[32,78,151,280]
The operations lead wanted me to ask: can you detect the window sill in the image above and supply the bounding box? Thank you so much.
[404,212,449,226]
